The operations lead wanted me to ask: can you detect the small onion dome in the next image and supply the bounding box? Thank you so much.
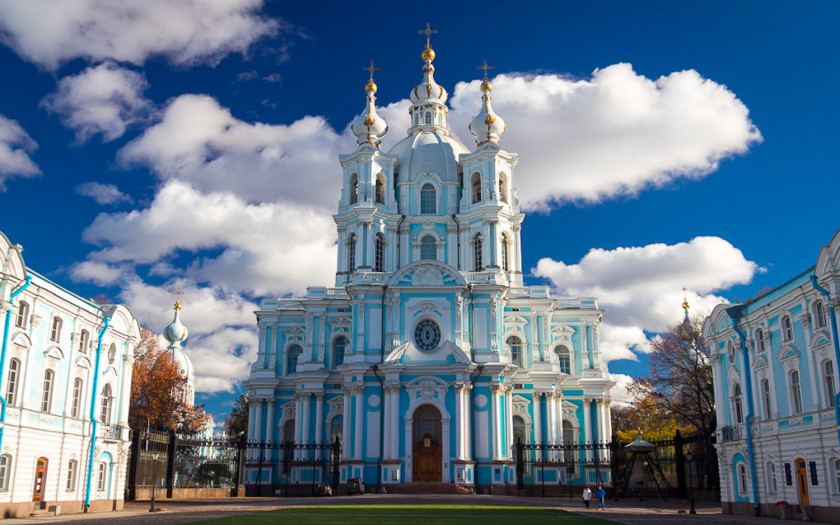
[163,299,189,348]
[351,80,389,147]
[410,49,448,105]
[469,77,505,146]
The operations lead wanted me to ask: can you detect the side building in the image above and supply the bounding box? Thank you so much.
[0,231,140,517]
[703,228,840,521]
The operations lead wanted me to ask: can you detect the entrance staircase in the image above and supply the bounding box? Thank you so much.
[384,483,473,495]
[30,503,60,517]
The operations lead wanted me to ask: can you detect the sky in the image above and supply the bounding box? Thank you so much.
[0,1,838,425]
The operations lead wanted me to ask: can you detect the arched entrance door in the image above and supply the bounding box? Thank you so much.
[32,457,48,503]
[796,458,810,506]
[413,405,442,482]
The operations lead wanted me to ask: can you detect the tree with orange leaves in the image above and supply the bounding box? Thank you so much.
[130,328,210,434]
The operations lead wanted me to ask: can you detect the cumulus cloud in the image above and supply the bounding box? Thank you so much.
[76,181,133,205]
[535,236,759,361]
[69,260,125,286]
[609,373,636,405]
[186,328,258,392]
[0,115,39,188]
[42,63,151,143]
[0,0,279,70]
[447,64,762,209]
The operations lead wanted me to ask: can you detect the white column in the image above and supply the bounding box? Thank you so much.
[265,400,275,444]
[247,402,256,440]
[117,356,133,426]
[532,393,542,445]
[301,394,311,444]
[491,384,501,460]
[582,399,591,461]
[547,393,557,444]
[464,385,472,460]
[383,386,392,460]
[505,386,513,459]
[556,394,564,443]
[605,400,612,440]
[354,386,364,460]
[254,399,263,442]
[802,317,821,410]
[454,384,464,460]
[315,394,324,444]
[342,389,351,460]
[294,395,303,459]
[391,387,400,459]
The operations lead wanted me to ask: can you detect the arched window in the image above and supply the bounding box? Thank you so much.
[108,343,117,364]
[500,232,510,272]
[97,462,107,492]
[471,173,481,204]
[374,233,384,272]
[332,337,348,368]
[375,175,385,204]
[790,370,803,414]
[420,183,436,214]
[420,235,436,260]
[100,384,113,426]
[766,461,777,494]
[14,301,28,329]
[349,173,359,205]
[66,459,78,491]
[473,233,483,271]
[0,454,11,490]
[782,315,793,341]
[755,329,765,353]
[562,420,575,445]
[507,336,523,367]
[555,345,571,374]
[78,330,89,353]
[737,463,748,495]
[283,419,295,443]
[425,111,432,124]
[5,358,19,406]
[761,378,772,419]
[71,378,83,418]
[731,383,744,423]
[825,360,836,408]
[347,233,356,272]
[815,301,827,329]
[498,174,508,203]
[329,416,343,444]
[41,369,54,412]
[50,317,62,342]
[286,345,302,375]
[513,415,527,445]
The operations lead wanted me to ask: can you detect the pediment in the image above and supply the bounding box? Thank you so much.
[504,315,529,325]
[44,345,64,361]
[777,344,800,361]
[283,327,304,336]
[388,260,466,288]
[329,316,352,327]
[752,355,768,370]
[810,330,831,349]
[384,339,471,366]
[75,355,93,369]
[10,332,31,348]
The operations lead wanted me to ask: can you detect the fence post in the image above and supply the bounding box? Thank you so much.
[332,437,341,488]
[166,429,177,498]
[515,437,524,489]
[126,429,140,501]
[674,429,686,498]
[237,438,246,495]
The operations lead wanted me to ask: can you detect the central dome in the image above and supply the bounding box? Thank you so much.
[388,131,470,184]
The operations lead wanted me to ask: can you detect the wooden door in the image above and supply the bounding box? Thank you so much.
[32,457,47,503]
[413,405,442,482]
[796,459,810,506]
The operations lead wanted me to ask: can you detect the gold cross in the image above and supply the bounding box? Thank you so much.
[419,23,438,48]
[363,60,380,81]
[477,59,494,81]
[175,288,183,301]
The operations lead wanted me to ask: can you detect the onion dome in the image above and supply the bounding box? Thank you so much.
[350,62,389,148]
[163,297,188,349]
[469,62,506,146]
[409,55,448,106]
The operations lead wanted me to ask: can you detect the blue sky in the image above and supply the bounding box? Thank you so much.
[0,1,838,424]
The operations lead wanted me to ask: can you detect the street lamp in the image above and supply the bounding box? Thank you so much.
[150,452,161,513]
[685,453,696,514]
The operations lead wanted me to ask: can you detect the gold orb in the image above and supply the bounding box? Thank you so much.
[365,80,377,93]
[481,80,492,92]
[422,47,435,61]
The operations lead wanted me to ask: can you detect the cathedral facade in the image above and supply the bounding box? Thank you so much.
[244,40,613,490]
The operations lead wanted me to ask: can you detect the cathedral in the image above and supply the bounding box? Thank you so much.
[244,35,613,491]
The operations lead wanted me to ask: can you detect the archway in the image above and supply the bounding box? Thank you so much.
[413,405,442,482]
[32,457,48,503]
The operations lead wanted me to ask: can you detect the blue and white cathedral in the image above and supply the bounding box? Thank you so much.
[244,36,614,491]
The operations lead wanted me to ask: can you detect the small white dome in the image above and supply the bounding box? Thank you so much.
[164,303,188,346]
[469,80,506,146]
[409,62,448,105]
[350,80,388,147]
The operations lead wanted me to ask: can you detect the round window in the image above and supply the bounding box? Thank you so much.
[414,320,441,352]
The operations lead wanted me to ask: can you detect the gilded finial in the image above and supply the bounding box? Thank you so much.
[363,60,380,94]
[682,287,689,311]
[419,23,438,61]
[174,288,183,311]
[477,59,495,92]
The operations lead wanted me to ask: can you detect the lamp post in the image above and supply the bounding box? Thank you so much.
[685,452,696,514]
[150,452,160,513]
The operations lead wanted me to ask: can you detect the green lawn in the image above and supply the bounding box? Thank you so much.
[190,505,617,524]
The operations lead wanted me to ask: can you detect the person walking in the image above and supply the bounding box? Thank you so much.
[582,487,592,509]
[595,485,606,510]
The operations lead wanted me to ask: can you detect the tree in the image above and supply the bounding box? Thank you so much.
[224,392,249,439]
[612,394,681,442]
[130,328,210,434]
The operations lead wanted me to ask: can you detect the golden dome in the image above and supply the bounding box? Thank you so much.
[481,79,492,92]
[422,46,435,62]
[365,79,377,93]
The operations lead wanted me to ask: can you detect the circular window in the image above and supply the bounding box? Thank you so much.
[414,320,441,352]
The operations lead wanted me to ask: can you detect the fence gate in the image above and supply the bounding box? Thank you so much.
[127,429,170,501]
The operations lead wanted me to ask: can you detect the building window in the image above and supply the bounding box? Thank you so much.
[513,415,527,444]
[97,462,107,492]
[471,173,481,204]
[41,369,54,412]
[347,233,356,272]
[420,235,436,260]
[501,233,509,272]
[420,183,436,214]
[349,173,358,205]
[77,329,89,353]
[473,233,483,271]
[766,462,777,494]
[815,301,827,329]
[374,233,384,272]
[414,320,441,352]
[825,360,836,409]
[14,301,28,329]
[737,463,748,495]
[425,111,432,125]
[332,337,347,368]
[727,342,735,364]
[834,459,840,494]
[100,385,113,426]
[761,378,772,419]
[108,343,117,364]
[50,317,62,342]
[71,378,83,418]
[756,329,765,353]
[555,345,571,374]
[66,460,77,491]
[5,358,19,406]
[498,174,508,203]
[732,383,744,424]
[0,454,11,490]
[562,420,575,445]
[508,336,523,367]
[790,370,803,414]
[286,345,302,375]
[329,416,343,444]
[375,175,385,204]
[782,315,793,341]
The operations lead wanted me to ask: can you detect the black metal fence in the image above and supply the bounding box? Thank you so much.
[515,441,613,497]
[245,440,341,496]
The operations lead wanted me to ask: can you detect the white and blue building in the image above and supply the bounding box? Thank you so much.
[244,40,614,491]
[0,230,140,516]
[704,229,840,521]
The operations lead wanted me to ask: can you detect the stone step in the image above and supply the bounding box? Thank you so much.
[384,483,474,495]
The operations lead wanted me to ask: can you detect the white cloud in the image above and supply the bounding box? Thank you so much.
[535,236,759,361]
[0,115,39,188]
[76,181,133,205]
[186,328,258,392]
[69,260,125,286]
[42,63,151,143]
[447,65,762,209]
[0,0,279,70]
[609,373,636,405]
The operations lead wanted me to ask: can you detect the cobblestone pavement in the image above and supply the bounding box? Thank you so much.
[8,494,828,524]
